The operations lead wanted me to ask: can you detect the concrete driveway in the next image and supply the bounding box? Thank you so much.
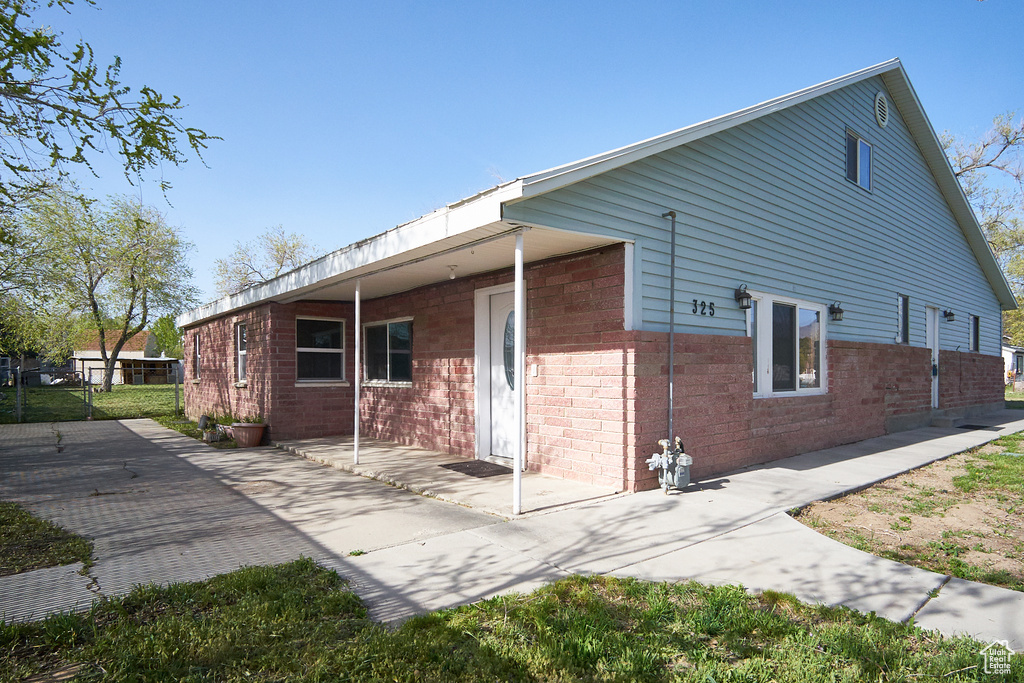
[3,414,1024,650]
[0,419,502,622]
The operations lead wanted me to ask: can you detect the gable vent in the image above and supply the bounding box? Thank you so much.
[874,91,889,128]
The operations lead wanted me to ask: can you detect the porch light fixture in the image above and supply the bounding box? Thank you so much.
[828,302,844,322]
[448,265,457,280]
[943,309,955,322]
[734,284,752,310]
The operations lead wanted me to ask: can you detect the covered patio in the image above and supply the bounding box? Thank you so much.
[273,435,621,518]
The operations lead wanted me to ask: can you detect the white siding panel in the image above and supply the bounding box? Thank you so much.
[504,76,1003,355]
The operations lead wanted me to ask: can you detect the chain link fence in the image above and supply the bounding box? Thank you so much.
[0,364,182,424]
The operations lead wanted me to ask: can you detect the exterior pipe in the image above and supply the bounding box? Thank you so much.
[354,279,361,465]
[662,211,677,441]
[513,232,525,516]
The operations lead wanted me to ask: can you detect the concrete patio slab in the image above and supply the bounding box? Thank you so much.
[125,421,500,553]
[274,434,619,517]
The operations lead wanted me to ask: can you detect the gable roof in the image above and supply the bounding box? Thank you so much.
[509,58,1013,309]
[75,330,151,353]
[178,58,1014,328]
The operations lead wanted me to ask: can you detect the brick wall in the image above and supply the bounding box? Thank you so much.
[183,300,355,441]
[183,304,273,425]
[360,245,631,489]
[267,301,355,440]
[182,244,1005,493]
[626,336,996,486]
[938,350,1004,411]
[525,248,630,488]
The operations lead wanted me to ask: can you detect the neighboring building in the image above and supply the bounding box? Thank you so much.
[177,59,1013,492]
[74,331,182,385]
[1003,343,1024,384]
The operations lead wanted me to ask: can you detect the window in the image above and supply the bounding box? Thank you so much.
[193,334,201,379]
[846,130,872,190]
[969,315,980,352]
[747,292,827,396]
[236,323,247,382]
[364,319,412,383]
[897,294,910,344]
[296,318,345,381]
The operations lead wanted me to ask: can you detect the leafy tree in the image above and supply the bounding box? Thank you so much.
[213,225,319,296]
[0,0,214,211]
[151,313,183,358]
[942,113,1024,343]
[23,186,198,390]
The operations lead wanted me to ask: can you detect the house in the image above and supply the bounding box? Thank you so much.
[1003,342,1024,384]
[177,59,1013,493]
[74,330,182,385]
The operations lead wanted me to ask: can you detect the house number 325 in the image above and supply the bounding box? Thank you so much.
[692,300,715,316]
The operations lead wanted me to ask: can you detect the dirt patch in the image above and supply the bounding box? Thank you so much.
[794,446,1024,591]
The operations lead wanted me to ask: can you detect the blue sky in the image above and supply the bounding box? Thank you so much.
[36,0,1024,303]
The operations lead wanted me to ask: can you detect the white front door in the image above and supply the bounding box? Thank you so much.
[926,307,940,409]
[488,291,516,460]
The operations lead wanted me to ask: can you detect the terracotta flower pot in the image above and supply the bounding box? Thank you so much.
[232,423,265,448]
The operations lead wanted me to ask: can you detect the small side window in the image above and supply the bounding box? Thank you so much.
[969,315,980,352]
[193,334,201,380]
[236,323,247,381]
[897,294,910,344]
[846,130,872,191]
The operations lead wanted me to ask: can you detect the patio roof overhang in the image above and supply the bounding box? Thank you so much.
[178,181,627,329]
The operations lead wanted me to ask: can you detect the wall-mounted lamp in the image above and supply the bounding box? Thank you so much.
[448,265,457,280]
[943,309,955,322]
[734,284,752,310]
[828,302,844,322]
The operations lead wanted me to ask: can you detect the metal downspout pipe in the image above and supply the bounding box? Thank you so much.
[662,211,677,439]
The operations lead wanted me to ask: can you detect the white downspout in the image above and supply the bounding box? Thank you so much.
[354,279,361,465]
[513,232,525,516]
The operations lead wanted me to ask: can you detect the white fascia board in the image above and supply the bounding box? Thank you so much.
[177,181,523,328]
[516,59,903,200]
[880,69,1016,310]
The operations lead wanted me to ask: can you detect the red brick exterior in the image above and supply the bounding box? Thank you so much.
[938,350,1005,411]
[182,245,1005,493]
[183,301,355,441]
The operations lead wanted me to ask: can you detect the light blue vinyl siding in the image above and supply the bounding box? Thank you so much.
[503,76,1003,355]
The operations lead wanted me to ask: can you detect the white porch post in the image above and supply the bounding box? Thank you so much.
[354,279,361,465]
[513,232,525,515]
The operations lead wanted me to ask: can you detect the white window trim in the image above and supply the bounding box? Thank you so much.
[362,316,414,386]
[295,316,346,382]
[746,290,828,398]
[968,315,980,353]
[896,294,910,344]
[846,129,873,192]
[236,323,247,382]
[193,334,201,380]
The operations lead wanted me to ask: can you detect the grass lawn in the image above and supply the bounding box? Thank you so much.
[0,502,93,576]
[0,384,180,424]
[794,432,1024,593]
[1,558,1013,682]
[1005,386,1024,408]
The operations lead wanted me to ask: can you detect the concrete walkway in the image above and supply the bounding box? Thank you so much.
[2,413,1024,650]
